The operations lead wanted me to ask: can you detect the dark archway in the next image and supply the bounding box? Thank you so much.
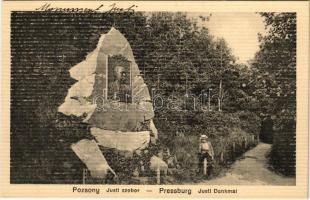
[260,116,274,144]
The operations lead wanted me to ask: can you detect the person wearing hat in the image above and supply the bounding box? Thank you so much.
[198,134,214,175]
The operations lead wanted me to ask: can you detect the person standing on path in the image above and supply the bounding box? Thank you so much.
[198,135,214,175]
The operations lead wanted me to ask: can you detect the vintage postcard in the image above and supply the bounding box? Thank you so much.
[1,0,309,198]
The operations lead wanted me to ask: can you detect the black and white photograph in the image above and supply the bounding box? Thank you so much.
[9,8,298,187]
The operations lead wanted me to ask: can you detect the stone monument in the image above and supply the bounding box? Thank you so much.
[58,28,165,181]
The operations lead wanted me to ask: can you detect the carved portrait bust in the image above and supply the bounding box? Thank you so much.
[107,55,132,102]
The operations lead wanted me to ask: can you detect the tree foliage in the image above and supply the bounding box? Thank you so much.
[141,13,236,97]
[250,13,296,120]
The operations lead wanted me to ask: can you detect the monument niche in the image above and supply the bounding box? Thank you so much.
[58,28,166,182]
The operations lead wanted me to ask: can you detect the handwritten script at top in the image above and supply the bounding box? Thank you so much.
[35,3,137,13]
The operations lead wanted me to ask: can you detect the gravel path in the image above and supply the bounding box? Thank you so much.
[202,142,295,185]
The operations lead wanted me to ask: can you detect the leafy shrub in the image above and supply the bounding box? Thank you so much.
[270,111,296,176]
